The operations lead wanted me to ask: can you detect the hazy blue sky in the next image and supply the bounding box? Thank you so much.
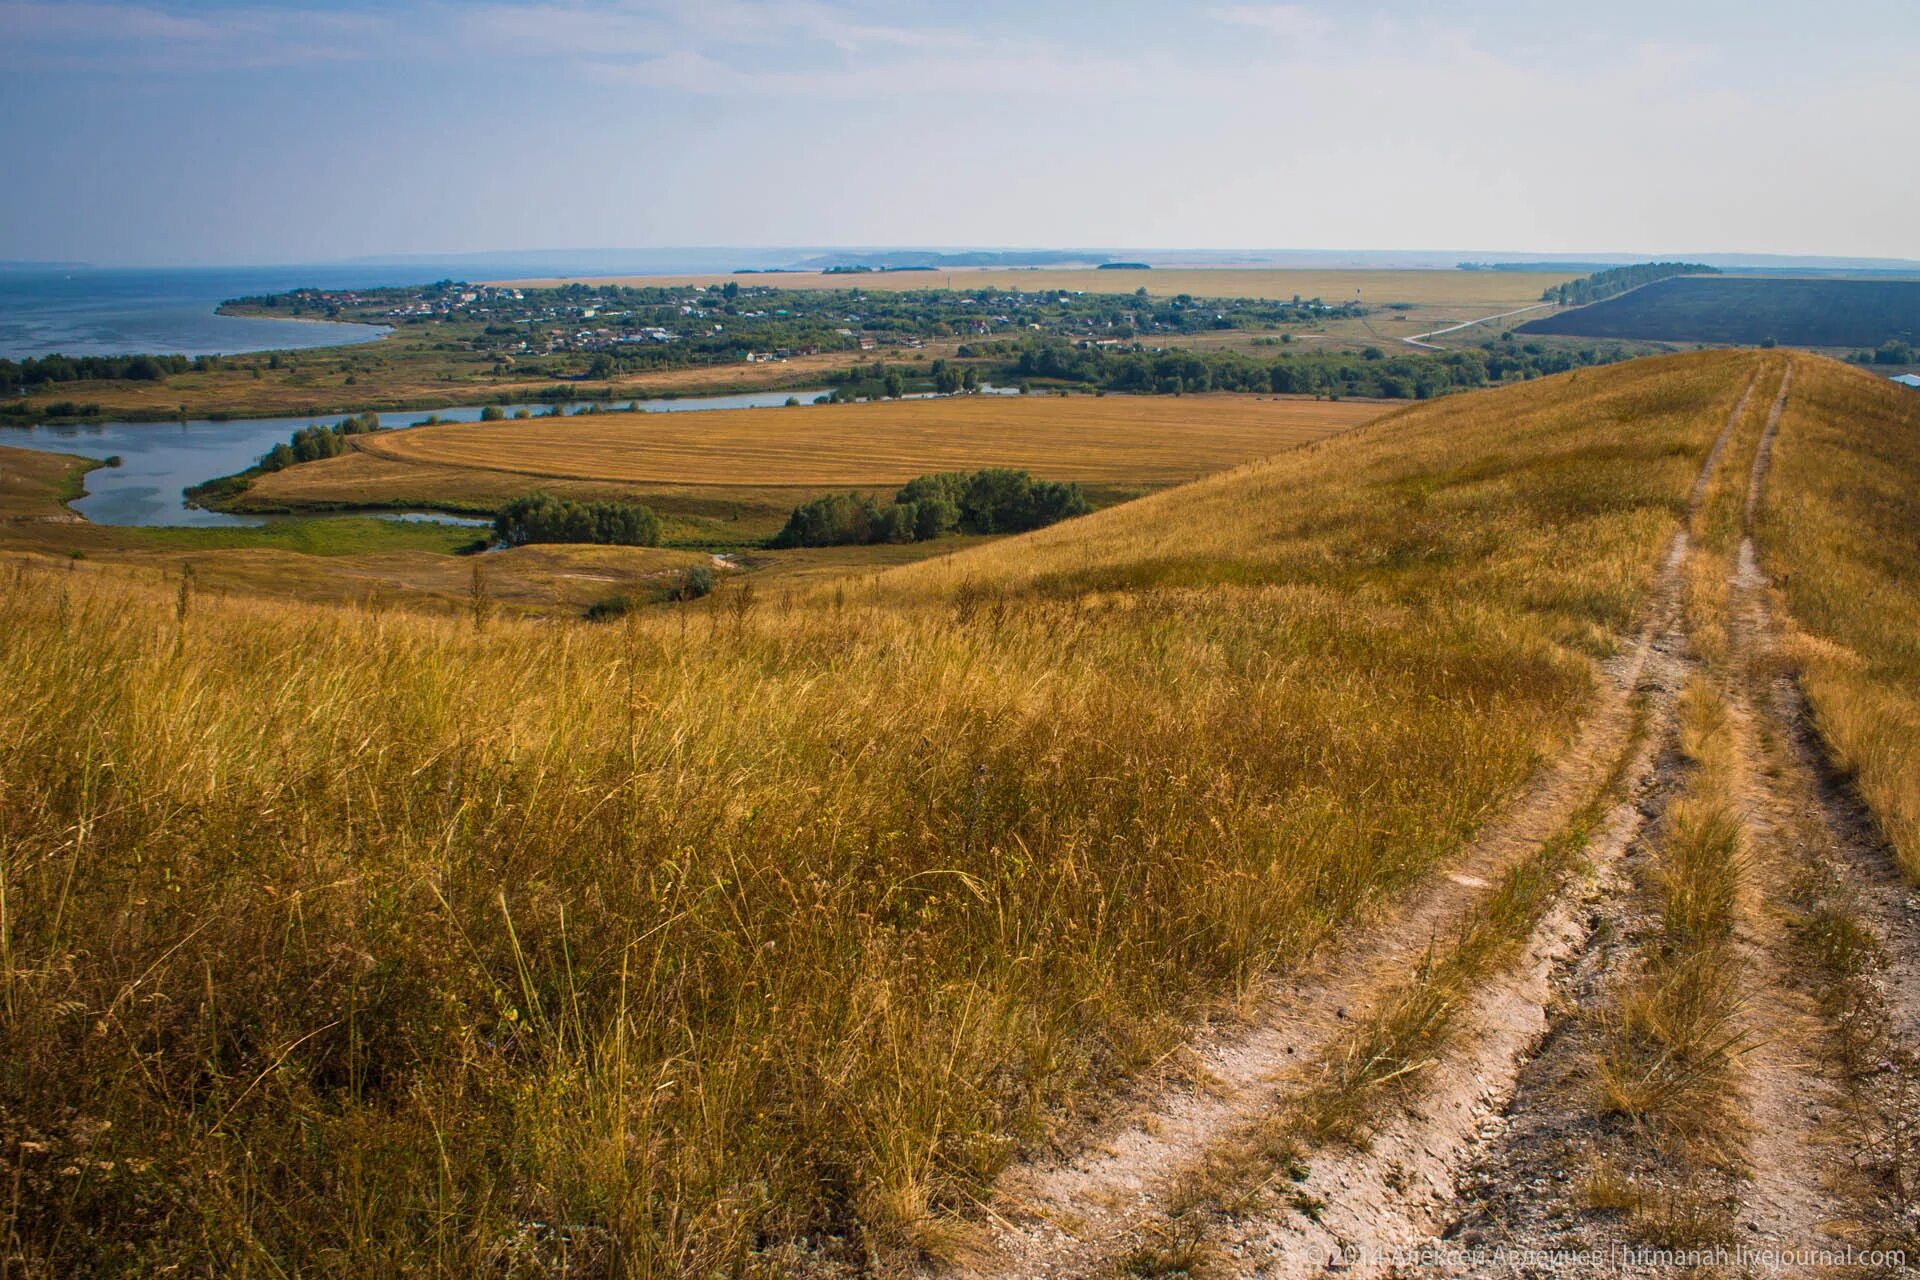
[4,0,1916,265]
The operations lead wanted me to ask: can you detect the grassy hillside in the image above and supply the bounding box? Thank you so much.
[0,352,1776,1275]
[1761,359,1920,878]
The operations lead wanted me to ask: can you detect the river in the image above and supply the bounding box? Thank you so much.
[4,389,827,527]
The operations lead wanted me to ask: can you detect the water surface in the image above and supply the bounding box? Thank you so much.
[5,389,826,526]
[0,268,401,359]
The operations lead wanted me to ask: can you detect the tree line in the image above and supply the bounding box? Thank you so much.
[493,492,663,548]
[772,468,1092,548]
[993,338,1625,399]
[0,352,205,393]
[1543,262,1718,307]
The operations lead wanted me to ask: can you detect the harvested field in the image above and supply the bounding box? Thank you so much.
[282,393,1387,493]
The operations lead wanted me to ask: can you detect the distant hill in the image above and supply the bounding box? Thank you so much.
[793,250,1113,271]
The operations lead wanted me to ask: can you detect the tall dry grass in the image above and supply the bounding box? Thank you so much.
[0,352,1757,1275]
[1759,357,1920,881]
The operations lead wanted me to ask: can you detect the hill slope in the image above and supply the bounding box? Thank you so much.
[3,352,1916,1275]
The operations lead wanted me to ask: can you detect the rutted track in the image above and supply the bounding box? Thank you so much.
[945,368,1765,1280]
[1387,357,1918,1275]
[1732,364,1920,1251]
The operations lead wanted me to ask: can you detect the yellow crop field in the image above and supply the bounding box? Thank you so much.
[495,266,1578,307]
[344,393,1386,489]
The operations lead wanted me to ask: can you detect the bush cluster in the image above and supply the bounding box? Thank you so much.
[493,492,662,547]
[257,412,383,473]
[772,468,1092,548]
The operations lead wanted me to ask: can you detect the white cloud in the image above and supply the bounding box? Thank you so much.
[462,3,671,56]
[587,44,1140,99]
[0,1,397,68]
[1208,4,1333,40]
[458,0,972,60]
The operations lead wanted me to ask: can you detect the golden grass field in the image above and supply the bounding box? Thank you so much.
[233,393,1387,547]
[349,393,1385,487]
[498,267,1579,307]
[6,351,1801,1276]
[0,445,92,520]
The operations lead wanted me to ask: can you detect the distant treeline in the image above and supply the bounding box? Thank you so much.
[773,469,1092,548]
[991,339,1625,399]
[1544,263,1718,307]
[0,352,201,393]
[822,358,981,401]
[493,492,662,548]
[257,412,384,473]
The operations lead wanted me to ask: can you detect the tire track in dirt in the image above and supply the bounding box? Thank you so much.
[1716,365,1848,1253]
[1400,356,1920,1276]
[952,674,1651,1279]
[1212,367,1769,1278]
[1239,536,1690,1280]
[1732,360,1920,1256]
[944,366,1764,1280]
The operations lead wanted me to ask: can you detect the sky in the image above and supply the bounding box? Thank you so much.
[3,0,1917,266]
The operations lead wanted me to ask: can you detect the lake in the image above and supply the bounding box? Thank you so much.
[4,389,827,527]
[0,254,813,361]
[0,268,408,360]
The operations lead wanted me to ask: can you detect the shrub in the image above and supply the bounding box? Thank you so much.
[584,593,634,621]
[771,492,881,548]
[773,469,1092,548]
[671,566,715,600]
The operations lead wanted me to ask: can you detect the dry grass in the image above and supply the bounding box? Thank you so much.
[0,352,1764,1276]
[495,268,1579,307]
[1759,358,1920,882]
[0,447,96,521]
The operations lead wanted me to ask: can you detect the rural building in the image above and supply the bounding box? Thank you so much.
[1890,373,1920,389]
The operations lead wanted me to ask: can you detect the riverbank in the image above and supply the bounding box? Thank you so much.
[7,325,942,425]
